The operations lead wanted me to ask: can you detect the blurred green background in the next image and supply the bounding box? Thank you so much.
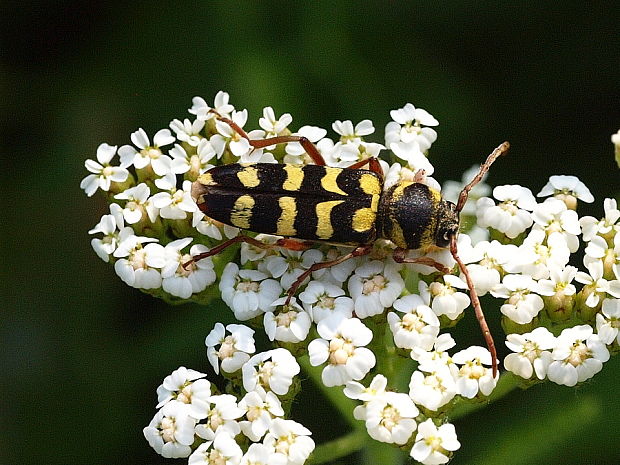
[2,1,619,464]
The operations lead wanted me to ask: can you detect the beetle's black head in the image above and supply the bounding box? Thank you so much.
[434,199,459,248]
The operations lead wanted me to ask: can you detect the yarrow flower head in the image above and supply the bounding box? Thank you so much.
[82,92,620,465]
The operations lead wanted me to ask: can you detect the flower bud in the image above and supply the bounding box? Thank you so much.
[544,292,575,322]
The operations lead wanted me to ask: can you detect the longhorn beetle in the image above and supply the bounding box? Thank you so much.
[187,109,509,376]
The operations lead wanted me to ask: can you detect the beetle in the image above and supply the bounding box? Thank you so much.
[187,109,509,375]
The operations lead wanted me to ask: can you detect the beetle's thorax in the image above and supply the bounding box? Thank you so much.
[377,181,459,250]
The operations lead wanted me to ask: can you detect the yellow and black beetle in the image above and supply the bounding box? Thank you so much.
[188,110,509,375]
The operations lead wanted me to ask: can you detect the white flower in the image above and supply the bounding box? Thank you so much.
[452,346,498,398]
[151,177,198,220]
[298,280,353,323]
[161,240,216,299]
[259,106,293,137]
[383,160,438,191]
[459,239,518,295]
[156,366,209,412]
[410,419,460,465]
[143,401,196,458]
[411,333,457,375]
[170,118,206,147]
[262,248,323,289]
[194,394,244,441]
[188,432,243,465]
[547,325,610,386]
[491,274,544,324]
[531,198,581,252]
[596,298,620,345]
[388,294,440,351]
[537,265,578,297]
[118,128,175,174]
[476,185,536,238]
[422,275,470,320]
[385,103,438,162]
[284,125,328,164]
[515,230,570,279]
[575,260,620,308]
[580,198,620,242]
[240,443,286,465]
[169,139,216,175]
[114,183,158,224]
[310,246,357,284]
[80,143,130,196]
[537,175,594,205]
[408,364,457,411]
[205,323,256,375]
[504,327,556,379]
[264,297,312,343]
[192,210,229,241]
[88,204,127,261]
[189,91,235,120]
[238,390,284,442]
[344,374,388,421]
[365,392,419,445]
[242,348,300,396]
[113,234,165,289]
[308,315,376,387]
[219,263,283,321]
[263,418,315,465]
[585,233,620,279]
[348,260,405,318]
[210,109,253,158]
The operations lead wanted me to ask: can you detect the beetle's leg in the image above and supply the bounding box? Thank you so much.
[346,157,384,178]
[392,247,451,274]
[184,235,315,268]
[209,110,327,165]
[284,244,373,305]
[183,234,274,268]
[450,236,498,377]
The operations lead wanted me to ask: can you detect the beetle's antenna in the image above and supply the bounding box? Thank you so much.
[456,141,510,213]
[450,236,498,377]
[450,141,509,377]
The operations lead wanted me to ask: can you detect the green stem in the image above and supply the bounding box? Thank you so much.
[306,430,367,464]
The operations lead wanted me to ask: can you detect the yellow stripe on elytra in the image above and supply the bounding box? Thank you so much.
[237,166,260,188]
[359,173,382,195]
[321,168,348,196]
[315,200,344,239]
[352,193,380,233]
[282,165,304,191]
[197,172,215,186]
[230,195,255,229]
[352,208,376,232]
[276,196,297,236]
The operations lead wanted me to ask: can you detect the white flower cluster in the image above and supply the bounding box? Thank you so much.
[83,93,619,465]
[144,354,314,465]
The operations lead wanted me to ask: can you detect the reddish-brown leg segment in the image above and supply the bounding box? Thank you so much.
[183,235,313,268]
[209,110,326,165]
[347,157,384,179]
[392,248,451,274]
[284,244,373,305]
